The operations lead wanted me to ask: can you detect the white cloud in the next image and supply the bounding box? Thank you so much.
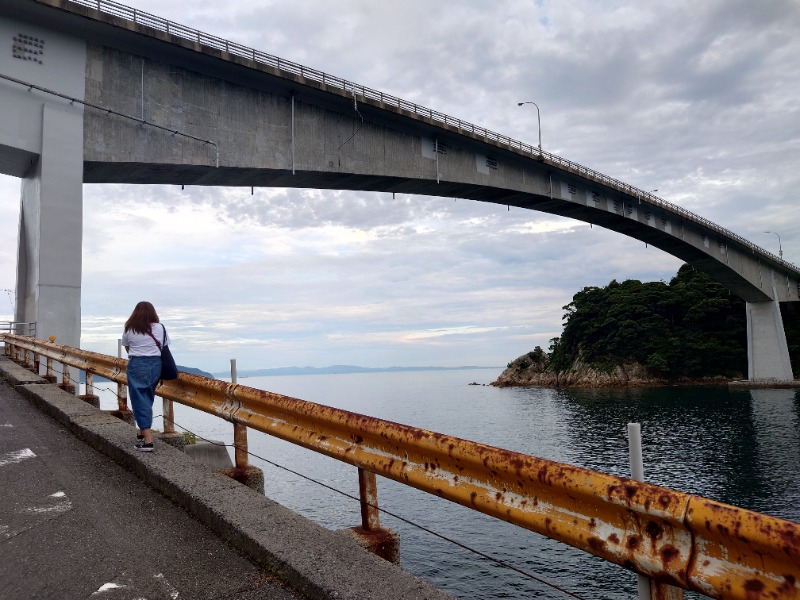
[2,0,799,371]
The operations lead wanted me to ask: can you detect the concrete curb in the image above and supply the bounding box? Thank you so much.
[0,356,452,600]
[0,356,49,385]
[185,439,234,469]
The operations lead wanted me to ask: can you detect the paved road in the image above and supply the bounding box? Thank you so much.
[0,377,301,600]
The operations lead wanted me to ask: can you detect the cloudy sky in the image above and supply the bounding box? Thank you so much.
[1,0,799,372]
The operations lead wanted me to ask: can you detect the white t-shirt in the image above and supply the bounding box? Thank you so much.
[122,323,171,357]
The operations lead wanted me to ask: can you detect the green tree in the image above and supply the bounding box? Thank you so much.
[547,265,748,379]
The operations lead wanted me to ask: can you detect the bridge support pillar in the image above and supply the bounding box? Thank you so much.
[746,300,793,381]
[15,103,84,350]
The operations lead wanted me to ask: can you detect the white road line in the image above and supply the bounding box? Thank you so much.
[91,582,126,595]
[26,500,72,514]
[24,490,72,514]
[0,448,36,467]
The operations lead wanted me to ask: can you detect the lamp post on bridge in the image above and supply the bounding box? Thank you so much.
[517,101,542,152]
[765,231,783,260]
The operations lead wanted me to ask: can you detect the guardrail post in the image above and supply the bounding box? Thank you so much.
[218,359,264,493]
[117,380,128,412]
[106,338,134,425]
[79,371,100,408]
[228,358,248,468]
[33,350,40,374]
[628,424,683,600]
[158,395,185,450]
[233,423,248,468]
[221,421,263,493]
[44,356,56,383]
[59,364,75,394]
[163,397,175,434]
[339,468,399,564]
[358,468,381,531]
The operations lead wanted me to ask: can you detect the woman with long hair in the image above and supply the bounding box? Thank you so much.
[121,301,171,452]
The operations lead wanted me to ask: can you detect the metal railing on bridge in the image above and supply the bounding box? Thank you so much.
[2,334,798,599]
[0,321,35,336]
[63,0,797,273]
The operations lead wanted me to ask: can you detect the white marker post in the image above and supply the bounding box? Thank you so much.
[628,423,652,600]
[230,358,248,467]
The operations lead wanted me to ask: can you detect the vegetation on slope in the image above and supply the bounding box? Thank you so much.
[547,264,748,379]
[498,264,800,386]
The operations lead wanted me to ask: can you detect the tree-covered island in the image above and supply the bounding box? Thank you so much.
[493,264,800,387]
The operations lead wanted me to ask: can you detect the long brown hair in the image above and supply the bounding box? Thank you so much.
[124,301,160,334]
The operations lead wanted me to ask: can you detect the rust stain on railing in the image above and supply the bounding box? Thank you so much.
[2,334,799,600]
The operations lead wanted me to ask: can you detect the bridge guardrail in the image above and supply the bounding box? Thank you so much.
[62,0,798,275]
[0,321,35,336]
[2,333,798,599]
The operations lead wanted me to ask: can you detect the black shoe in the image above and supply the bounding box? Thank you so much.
[136,434,145,445]
[135,442,154,452]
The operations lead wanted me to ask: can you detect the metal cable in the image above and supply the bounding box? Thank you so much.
[337,90,364,151]
[0,73,220,168]
[35,364,589,599]
[160,414,588,600]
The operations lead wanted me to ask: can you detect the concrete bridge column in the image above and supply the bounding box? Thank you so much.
[16,102,83,349]
[746,299,793,381]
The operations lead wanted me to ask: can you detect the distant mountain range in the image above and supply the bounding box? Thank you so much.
[212,365,499,378]
[79,364,498,382]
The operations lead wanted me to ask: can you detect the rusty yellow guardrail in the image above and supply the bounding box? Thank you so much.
[2,334,799,600]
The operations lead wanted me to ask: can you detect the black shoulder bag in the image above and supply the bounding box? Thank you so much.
[147,325,178,383]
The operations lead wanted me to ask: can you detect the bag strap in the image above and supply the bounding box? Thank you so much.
[146,326,163,353]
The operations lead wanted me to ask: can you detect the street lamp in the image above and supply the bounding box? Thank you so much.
[765,231,783,259]
[517,101,542,151]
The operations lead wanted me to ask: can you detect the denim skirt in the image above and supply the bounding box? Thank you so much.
[127,356,161,430]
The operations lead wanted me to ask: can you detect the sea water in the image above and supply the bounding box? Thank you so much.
[91,370,800,599]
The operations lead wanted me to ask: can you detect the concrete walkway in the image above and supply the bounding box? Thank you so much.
[0,356,452,600]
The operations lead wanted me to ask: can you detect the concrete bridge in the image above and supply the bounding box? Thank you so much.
[1,0,798,380]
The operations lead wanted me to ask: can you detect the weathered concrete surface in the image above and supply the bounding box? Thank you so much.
[0,356,48,384]
[185,439,234,469]
[0,362,300,600]
[0,356,453,600]
[0,6,86,349]
[747,299,794,380]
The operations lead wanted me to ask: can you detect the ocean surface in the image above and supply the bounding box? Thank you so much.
[92,369,800,599]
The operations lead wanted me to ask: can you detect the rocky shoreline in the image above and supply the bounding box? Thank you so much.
[491,352,737,388]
